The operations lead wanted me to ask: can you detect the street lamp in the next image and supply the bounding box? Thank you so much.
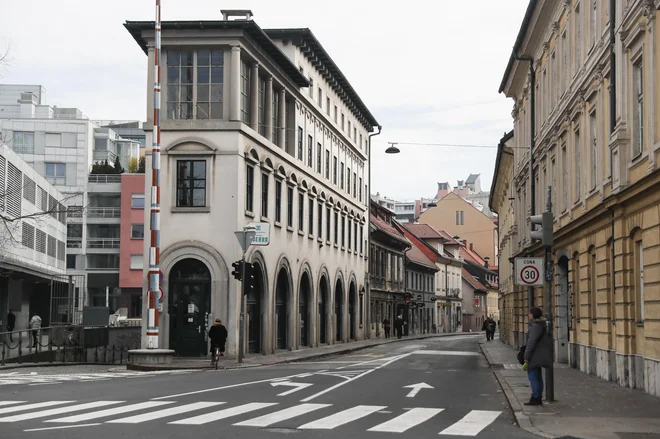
[385,142,400,154]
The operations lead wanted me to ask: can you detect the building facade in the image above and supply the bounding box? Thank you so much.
[404,239,439,334]
[461,268,488,332]
[118,173,145,319]
[126,12,379,357]
[496,0,660,396]
[0,145,68,329]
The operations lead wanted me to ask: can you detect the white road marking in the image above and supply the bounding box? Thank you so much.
[233,403,331,427]
[411,350,482,356]
[438,410,501,436]
[0,401,73,416]
[0,402,25,407]
[271,381,314,396]
[0,401,122,423]
[368,408,444,433]
[24,423,101,432]
[298,405,385,429]
[169,402,278,425]
[403,382,434,398]
[47,402,172,423]
[151,372,312,400]
[107,402,225,424]
[301,353,411,402]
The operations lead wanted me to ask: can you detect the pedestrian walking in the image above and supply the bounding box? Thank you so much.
[6,309,15,342]
[29,313,42,348]
[482,316,496,341]
[394,315,403,339]
[522,307,553,406]
[208,318,228,361]
[382,317,391,339]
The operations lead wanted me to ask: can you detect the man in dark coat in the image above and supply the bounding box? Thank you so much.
[523,307,553,405]
[208,318,228,360]
[7,310,15,342]
[482,316,497,341]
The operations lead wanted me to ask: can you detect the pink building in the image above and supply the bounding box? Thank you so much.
[119,173,145,317]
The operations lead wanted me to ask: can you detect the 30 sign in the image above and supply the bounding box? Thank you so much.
[515,258,544,286]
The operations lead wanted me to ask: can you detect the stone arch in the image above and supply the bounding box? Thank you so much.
[160,240,229,353]
[246,147,260,162]
[262,157,274,170]
[334,269,345,342]
[247,250,270,354]
[348,274,358,340]
[276,165,287,179]
[165,138,217,153]
[297,262,314,348]
[274,255,294,351]
[317,265,331,345]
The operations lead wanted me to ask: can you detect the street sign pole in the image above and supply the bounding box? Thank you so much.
[235,226,256,364]
[544,187,554,402]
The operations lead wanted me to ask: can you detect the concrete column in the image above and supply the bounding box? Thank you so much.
[250,62,259,131]
[230,45,241,122]
[265,77,273,142]
[278,89,286,148]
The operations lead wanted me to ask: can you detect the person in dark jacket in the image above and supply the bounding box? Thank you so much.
[523,307,553,405]
[382,318,391,339]
[7,310,15,342]
[482,317,496,341]
[208,318,228,361]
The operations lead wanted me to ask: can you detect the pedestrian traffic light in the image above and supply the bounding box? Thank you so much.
[231,260,243,281]
[244,262,255,295]
[530,212,553,246]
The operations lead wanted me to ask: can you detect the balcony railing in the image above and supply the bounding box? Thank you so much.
[86,238,120,249]
[88,174,121,184]
[67,238,83,248]
[93,150,118,163]
[87,207,121,218]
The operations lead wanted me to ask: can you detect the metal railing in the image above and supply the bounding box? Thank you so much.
[88,174,121,184]
[86,238,120,249]
[67,238,83,248]
[93,150,118,163]
[87,207,121,218]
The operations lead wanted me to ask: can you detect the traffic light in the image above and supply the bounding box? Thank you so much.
[244,262,256,295]
[530,211,553,246]
[231,260,243,281]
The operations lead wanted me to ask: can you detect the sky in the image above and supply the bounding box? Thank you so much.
[0,0,528,202]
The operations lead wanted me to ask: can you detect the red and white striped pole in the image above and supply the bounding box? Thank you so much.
[147,0,162,349]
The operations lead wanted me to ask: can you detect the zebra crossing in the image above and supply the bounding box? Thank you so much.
[0,370,195,386]
[0,399,502,435]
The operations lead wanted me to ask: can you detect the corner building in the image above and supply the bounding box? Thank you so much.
[125,12,379,357]
[496,1,660,395]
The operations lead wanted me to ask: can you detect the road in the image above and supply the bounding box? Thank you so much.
[0,334,537,438]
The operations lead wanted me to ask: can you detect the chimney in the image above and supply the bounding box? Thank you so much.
[221,9,253,20]
[469,242,474,252]
[461,239,467,247]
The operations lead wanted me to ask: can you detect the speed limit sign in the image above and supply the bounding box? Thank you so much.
[515,258,544,286]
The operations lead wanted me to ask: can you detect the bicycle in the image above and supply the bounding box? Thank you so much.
[211,345,223,369]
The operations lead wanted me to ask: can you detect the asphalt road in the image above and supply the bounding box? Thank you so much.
[0,334,537,439]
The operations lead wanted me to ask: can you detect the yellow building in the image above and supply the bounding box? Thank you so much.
[493,0,660,396]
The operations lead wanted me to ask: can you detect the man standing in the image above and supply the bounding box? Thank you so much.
[6,310,15,342]
[29,313,42,348]
[482,316,496,341]
[522,307,553,406]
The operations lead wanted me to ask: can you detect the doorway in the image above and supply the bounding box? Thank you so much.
[168,258,211,357]
[319,277,328,344]
[299,273,311,347]
[556,256,569,363]
[247,262,263,354]
[349,282,356,340]
[335,280,343,342]
[275,268,289,350]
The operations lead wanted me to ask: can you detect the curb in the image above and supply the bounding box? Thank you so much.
[0,362,120,371]
[478,342,557,439]
[126,332,481,371]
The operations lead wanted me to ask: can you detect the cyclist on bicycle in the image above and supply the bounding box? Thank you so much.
[208,318,228,362]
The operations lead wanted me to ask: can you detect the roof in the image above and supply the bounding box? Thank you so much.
[370,213,409,245]
[123,20,309,87]
[498,0,539,93]
[466,173,480,184]
[489,130,514,211]
[462,268,487,292]
[264,28,379,129]
[403,223,444,240]
[406,241,438,270]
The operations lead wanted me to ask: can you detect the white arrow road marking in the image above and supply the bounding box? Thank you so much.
[404,382,434,398]
[270,381,314,396]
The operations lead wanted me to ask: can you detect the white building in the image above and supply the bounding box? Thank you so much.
[125,10,380,357]
[0,144,68,330]
[0,84,141,319]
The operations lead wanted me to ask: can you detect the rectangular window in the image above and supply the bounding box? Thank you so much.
[317,87,322,106]
[308,77,314,98]
[131,194,145,209]
[272,91,279,142]
[359,177,363,201]
[325,150,330,178]
[341,216,345,248]
[275,180,282,222]
[590,111,597,189]
[341,113,345,130]
[334,105,338,123]
[359,134,362,150]
[297,127,303,160]
[246,164,254,212]
[261,173,269,218]
[633,61,644,156]
[166,50,193,119]
[176,160,206,207]
[45,162,66,185]
[561,142,568,210]
[460,211,464,225]
[575,5,581,74]
[574,128,581,202]
[562,30,568,92]
[334,212,339,243]
[240,61,251,123]
[636,239,645,321]
[131,224,144,239]
[326,206,331,241]
[12,131,35,154]
[354,222,358,250]
[308,198,314,235]
[340,162,344,189]
[590,0,596,48]
[347,167,351,194]
[258,76,266,136]
[348,218,352,250]
[307,135,313,167]
[287,187,294,227]
[326,97,330,115]
[318,201,323,239]
[196,49,224,120]
[353,172,357,197]
[298,193,304,231]
[317,143,322,174]
[130,254,143,270]
[333,157,337,184]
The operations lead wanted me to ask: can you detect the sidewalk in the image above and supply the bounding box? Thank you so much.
[479,338,660,439]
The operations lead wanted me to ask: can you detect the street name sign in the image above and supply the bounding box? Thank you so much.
[515,257,544,286]
[248,222,270,246]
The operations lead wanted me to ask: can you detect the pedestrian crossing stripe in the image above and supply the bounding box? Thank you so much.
[0,400,502,435]
[0,370,197,386]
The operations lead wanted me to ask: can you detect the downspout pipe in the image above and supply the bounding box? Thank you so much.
[609,0,616,186]
[366,125,382,339]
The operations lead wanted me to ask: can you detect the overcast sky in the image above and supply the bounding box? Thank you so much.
[0,0,528,201]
